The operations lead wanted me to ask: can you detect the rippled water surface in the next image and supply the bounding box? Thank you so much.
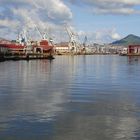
[0,55,140,140]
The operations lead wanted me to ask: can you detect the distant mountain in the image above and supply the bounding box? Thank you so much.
[111,34,140,46]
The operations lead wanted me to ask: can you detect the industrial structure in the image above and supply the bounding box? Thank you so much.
[0,26,54,60]
[65,26,80,54]
[128,45,140,55]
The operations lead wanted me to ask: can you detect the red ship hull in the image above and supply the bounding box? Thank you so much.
[0,39,53,54]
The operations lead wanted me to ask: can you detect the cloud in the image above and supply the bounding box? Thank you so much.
[110,28,121,40]
[69,0,140,15]
[0,0,72,22]
[0,0,72,39]
[77,28,121,43]
[0,19,20,28]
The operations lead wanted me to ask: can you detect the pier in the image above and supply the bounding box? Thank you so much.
[0,53,54,61]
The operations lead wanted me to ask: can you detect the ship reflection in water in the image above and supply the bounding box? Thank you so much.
[0,55,140,140]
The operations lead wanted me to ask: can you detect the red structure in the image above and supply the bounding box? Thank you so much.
[0,39,53,54]
[128,45,140,55]
[0,40,25,54]
[39,40,53,53]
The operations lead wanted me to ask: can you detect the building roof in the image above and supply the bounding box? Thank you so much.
[55,42,69,47]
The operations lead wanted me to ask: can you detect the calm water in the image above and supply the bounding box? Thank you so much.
[0,55,140,140]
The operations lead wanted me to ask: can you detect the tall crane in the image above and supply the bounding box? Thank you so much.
[83,36,87,47]
[65,26,78,53]
[82,36,88,54]
[34,25,44,39]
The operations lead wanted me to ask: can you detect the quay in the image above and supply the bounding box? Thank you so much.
[0,53,54,62]
[120,45,140,56]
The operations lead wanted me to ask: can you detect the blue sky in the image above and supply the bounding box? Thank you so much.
[0,0,140,43]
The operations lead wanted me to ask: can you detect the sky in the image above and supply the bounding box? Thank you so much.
[0,0,140,43]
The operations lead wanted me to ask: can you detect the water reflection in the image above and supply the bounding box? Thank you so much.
[0,56,140,139]
[127,56,140,64]
[52,91,139,140]
[0,60,68,129]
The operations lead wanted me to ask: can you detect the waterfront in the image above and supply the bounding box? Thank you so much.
[0,55,140,140]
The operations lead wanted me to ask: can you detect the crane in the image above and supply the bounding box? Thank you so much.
[65,25,78,53]
[82,36,88,54]
[34,25,44,39]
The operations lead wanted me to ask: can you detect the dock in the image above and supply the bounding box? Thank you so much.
[0,53,55,62]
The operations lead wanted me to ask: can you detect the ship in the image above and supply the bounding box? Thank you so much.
[0,28,54,61]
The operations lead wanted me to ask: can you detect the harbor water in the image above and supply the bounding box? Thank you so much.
[0,55,140,140]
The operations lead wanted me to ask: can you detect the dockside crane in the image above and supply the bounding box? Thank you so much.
[34,25,44,39]
[82,36,88,54]
[65,25,78,53]
[35,24,54,46]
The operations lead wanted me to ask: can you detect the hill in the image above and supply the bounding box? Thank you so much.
[111,34,140,46]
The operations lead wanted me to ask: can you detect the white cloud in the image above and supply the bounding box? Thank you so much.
[0,19,20,28]
[110,29,121,40]
[77,28,121,43]
[69,0,140,15]
[0,0,72,40]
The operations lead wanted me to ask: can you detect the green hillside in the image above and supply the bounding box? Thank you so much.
[111,34,140,46]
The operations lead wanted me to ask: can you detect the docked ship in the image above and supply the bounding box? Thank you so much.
[0,29,54,61]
